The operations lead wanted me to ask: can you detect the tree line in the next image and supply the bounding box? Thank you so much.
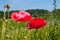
[0,9,60,19]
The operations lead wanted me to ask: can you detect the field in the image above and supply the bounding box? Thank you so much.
[0,0,60,40]
[0,19,60,40]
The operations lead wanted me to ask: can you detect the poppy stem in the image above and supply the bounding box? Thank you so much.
[35,29,37,40]
[32,29,38,40]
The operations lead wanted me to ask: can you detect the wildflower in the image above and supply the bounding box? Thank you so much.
[11,11,32,22]
[27,18,47,29]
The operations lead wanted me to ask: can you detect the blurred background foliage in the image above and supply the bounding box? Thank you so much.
[0,9,60,19]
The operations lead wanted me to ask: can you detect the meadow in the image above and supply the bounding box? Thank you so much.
[0,9,60,40]
[0,0,60,40]
[0,18,60,40]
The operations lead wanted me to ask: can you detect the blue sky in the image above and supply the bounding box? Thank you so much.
[0,0,60,11]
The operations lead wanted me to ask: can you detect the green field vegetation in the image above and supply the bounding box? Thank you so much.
[0,19,60,40]
[0,9,60,40]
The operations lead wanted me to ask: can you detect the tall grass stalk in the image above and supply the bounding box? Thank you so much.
[1,22,7,40]
[13,29,19,40]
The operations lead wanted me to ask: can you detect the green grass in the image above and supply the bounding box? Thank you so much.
[0,19,60,40]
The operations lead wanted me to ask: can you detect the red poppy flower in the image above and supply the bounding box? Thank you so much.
[11,11,32,22]
[27,18,47,29]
